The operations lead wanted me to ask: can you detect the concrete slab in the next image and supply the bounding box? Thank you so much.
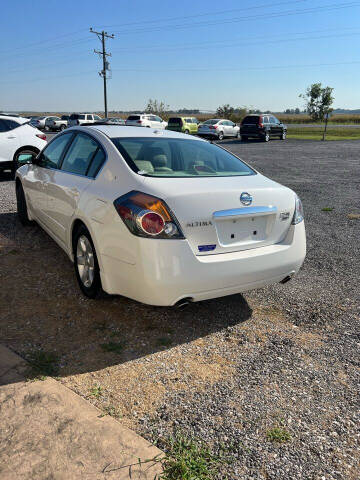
[0,345,163,479]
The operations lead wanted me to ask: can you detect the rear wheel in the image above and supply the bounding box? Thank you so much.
[73,225,102,298]
[218,131,224,141]
[16,181,32,226]
[13,149,36,176]
[60,124,66,131]
[263,132,270,142]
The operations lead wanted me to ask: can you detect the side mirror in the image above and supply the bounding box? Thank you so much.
[17,152,37,166]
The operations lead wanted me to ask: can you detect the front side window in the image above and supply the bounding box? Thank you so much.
[112,137,255,178]
[38,133,73,169]
[61,133,102,176]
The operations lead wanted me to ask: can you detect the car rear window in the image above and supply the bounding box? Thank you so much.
[202,119,220,125]
[241,116,260,124]
[111,137,255,178]
[168,117,182,125]
[69,114,85,120]
[127,115,140,121]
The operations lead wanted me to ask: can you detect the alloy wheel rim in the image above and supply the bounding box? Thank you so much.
[76,235,95,288]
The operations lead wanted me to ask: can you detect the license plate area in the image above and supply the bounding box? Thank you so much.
[213,206,277,248]
[215,216,270,246]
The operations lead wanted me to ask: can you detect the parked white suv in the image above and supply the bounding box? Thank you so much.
[0,115,47,174]
[125,114,167,129]
[68,113,102,127]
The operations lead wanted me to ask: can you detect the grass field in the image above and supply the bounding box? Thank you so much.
[286,126,360,141]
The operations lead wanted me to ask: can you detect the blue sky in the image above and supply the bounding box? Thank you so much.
[1,0,360,112]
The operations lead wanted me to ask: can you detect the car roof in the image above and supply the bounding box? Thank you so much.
[0,114,29,124]
[70,125,206,141]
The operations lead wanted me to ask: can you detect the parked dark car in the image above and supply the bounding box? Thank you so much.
[240,114,286,142]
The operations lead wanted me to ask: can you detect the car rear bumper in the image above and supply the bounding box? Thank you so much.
[99,221,306,306]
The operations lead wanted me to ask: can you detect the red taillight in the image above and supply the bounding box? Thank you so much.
[139,211,165,235]
[209,125,218,130]
[114,191,184,239]
[258,117,264,128]
[137,120,142,124]
[36,134,46,140]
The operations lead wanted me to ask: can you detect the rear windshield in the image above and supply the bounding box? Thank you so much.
[202,119,220,125]
[168,117,182,125]
[241,116,260,124]
[111,137,255,178]
[127,115,140,121]
[69,114,85,120]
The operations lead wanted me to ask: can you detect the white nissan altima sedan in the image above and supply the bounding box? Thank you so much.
[15,125,306,306]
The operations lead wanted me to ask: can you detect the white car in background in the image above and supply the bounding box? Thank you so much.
[68,113,102,127]
[15,125,306,306]
[0,114,47,174]
[125,114,167,129]
[30,116,54,130]
[198,119,240,140]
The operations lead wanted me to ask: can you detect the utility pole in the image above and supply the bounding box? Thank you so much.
[90,28,114,118]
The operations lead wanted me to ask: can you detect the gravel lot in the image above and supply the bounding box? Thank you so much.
[0,139,359,479]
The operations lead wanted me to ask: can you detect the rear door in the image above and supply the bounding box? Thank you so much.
[0,119,20,163]
[44,132,105,245]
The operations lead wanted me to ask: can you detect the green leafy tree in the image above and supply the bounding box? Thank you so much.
[300,83,334,121]
[216,104,247,123]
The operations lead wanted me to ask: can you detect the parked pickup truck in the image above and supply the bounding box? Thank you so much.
[45,115,70,132]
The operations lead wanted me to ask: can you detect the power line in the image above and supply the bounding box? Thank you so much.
[90,28,114,117]
[110,1,360,35]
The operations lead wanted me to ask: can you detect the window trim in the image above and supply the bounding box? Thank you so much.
[58,131,107,179]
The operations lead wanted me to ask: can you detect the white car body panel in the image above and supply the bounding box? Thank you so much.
[0,116,46,167]
[17,125,306,306]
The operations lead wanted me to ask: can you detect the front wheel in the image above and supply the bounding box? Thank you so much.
[218,131,224,141]
[263,132,270,142]
[73,225,102,298]
[280,130,287,140]
[184,129,190,135]
[236,131,241,139]
[16,182,32,226]
[60,124,66,131]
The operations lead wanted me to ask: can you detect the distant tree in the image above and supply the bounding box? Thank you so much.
[216,104,248,123]
[144,99,169,116]
[299,83,334,122]
[295,107,300,114]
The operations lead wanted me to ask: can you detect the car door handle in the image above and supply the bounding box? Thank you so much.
[7,136,16,139]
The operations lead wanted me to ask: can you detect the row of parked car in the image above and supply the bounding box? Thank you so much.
[30,112,287,142]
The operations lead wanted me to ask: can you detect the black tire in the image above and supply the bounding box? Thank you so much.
[13,149,36,176]
[44,125,50,131]
[280,130,287,140]
[16,181,32,226]
[263,132,270,142]
[236,131,241,139]
[241,135,248,142]
[60,124,66,131]
[73,224,102,298]
[218,131,224,141]
[184,129,190,135]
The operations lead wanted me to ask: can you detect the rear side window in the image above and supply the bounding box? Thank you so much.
[39,133,73,169]
[61,133,103,176]
[69,114,85,120]
[127,115,140,121]
[0,120,9,132]
[0,119,20,131]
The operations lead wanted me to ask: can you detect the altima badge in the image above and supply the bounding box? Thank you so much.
[240,192,252,206]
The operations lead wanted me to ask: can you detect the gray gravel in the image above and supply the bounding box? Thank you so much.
[0,139,359,479]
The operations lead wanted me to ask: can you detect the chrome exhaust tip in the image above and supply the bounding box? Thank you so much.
[174,297,193,310]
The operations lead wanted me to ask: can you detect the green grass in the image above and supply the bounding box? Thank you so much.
[100,341,125,354]
[286,126,360,141]
[155,433,232,480]
[26,350,59,380]
[266,427,291,443]
[322,207,334,212]
[89,385,103,398]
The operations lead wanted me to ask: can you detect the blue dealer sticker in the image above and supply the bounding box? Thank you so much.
[198,244,216,252]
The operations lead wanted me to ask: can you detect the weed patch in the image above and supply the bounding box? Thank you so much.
[100,341,125,354]
[266,427,291,443]
[26,350,59,379]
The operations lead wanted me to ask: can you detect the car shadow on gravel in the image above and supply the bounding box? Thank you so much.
[0,213,253,383]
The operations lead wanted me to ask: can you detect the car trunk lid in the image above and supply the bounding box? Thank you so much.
[142,174,295,255]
